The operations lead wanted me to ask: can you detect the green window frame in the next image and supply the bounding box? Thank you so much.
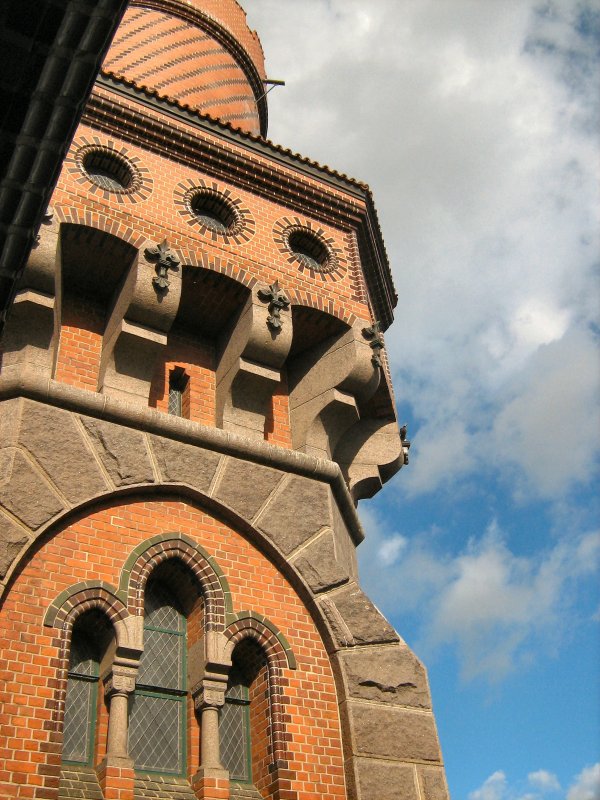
[220,675,252,783]
[128,581,187,776]
[62,631,99,766]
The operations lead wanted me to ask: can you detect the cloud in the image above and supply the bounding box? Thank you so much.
[528,770,561,792]
[359,511,600,682]
[566,764,600,800]
[469,771,509,800]
[248,0,600,503]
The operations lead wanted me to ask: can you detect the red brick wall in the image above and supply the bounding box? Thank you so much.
[149,333,216,426]
[0,498,346,799]
[54,295,104,391]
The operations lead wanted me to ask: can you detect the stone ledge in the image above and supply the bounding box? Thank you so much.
[0,371,363,543]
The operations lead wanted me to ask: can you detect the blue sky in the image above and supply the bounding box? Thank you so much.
[247,1,600,798]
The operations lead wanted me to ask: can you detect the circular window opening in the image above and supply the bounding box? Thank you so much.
[288,230,330,271]
[189,192,238,234]
[82,150,135,192]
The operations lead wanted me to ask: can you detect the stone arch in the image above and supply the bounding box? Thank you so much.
[119,532,232,630]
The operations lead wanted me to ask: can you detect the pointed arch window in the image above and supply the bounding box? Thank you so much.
[62,628,100,765]
[129,581,187,775]
[220,668,252,782]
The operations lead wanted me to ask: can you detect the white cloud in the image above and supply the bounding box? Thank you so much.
[566,764,600,800]
[359,511,600,682]
[377,533,407,566]
[528,770,561,793]
[469,771,509,800]
[247,0,600,503]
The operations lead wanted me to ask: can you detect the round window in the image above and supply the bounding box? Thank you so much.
[188,192,238,234]
[82,150,136,192]
[287,229,331,271]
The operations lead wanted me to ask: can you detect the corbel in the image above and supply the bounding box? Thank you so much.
[0,208,59,380]
[215,281,292,439]
[335,418,405,502]
[98,239,182,406]
[287,319,380,459]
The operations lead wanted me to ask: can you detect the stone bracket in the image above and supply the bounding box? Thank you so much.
[216,285,292,439]
[98,241,181,406]
[288,320,380,459]
[335,418,404,502]
[0,211,60,381]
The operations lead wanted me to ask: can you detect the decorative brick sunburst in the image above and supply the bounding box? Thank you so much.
[67,136,153,204]
[273,217,346,281]
[174,178,255,244]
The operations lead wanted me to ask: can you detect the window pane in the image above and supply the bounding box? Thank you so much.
[220,697,251,782]
[145,583,183,632]
[168,386,182,416]
[137,628,182,689]
[69,635,98,677]
[128,694,182,773]
[62,676,95,763]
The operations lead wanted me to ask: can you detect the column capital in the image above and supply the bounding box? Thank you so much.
[103,664,137,697]
[192,678,227,711]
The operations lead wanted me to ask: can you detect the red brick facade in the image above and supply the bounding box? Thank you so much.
[0,2,448,799]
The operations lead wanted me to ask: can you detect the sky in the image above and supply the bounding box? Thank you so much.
[245,1,600,798]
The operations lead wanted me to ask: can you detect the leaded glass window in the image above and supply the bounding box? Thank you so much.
[168,369,188,417]
[62,631,99,765]
[220,675,251,782]
[129,581,186,775]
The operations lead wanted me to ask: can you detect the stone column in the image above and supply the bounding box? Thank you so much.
[191,679,229,800]
[97,665,137,800]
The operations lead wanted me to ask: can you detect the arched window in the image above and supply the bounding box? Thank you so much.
[62,630,99,765]
[221,639,270,791]
[62,610,112,766]
[128,581,187,775]
[221,667,252,782]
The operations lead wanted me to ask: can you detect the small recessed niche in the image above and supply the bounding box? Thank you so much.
[287,229,330,271]
[82,150,136,192]
[189,191,238,234]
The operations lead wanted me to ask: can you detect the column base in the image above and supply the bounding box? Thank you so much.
[191,766,229,800]
[96,755,135,800]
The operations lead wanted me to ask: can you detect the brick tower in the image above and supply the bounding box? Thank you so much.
[0,2,450,799]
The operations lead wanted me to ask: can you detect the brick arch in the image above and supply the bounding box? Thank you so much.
[53,205,147,250]
[119,533,232,630]
[288,289,358,328]
[44,580,128,633]
[224,612,297,775]
[176,245,259,293]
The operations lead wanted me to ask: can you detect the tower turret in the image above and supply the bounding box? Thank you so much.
[0,3,450,800]
[103,0,267,135]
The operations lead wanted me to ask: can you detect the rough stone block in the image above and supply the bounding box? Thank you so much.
[80,417,155,486]
[0,448,64,529]
[331,584,399,645]
[0,514,30,579]
[418,766,451,800]
[213,457,281,521]
[340,645,431,708]
[0,398,23,448]
[293,531,349,593]
[355,758,419,800]
[349,704,441,762]
[256,474,331,553]
[150,435,221,493]
[18,402,107,504]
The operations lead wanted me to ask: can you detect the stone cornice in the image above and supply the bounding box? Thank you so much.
[0,370,365,545]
